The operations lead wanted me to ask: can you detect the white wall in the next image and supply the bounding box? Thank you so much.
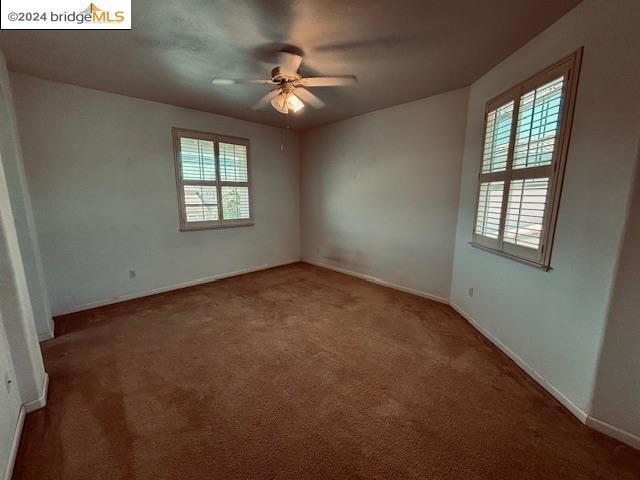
[0,51,47,480]
[590,154,640,442]
[10,73,301,316]
[0,65,52,341]
[449,0,640,417]
[5,0,640,452]
[0,311,21,480]
[300,88,468,300]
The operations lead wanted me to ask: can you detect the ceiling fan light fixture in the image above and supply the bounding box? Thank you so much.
[270,92,288,114]
[270,91,304,114]
[287,93,304,113]
[214,50,356,113]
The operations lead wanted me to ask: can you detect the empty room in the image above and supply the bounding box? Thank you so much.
[1,0,639,478]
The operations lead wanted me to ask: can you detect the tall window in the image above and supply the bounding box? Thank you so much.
[172,128,252,231]
[472,49,582,268]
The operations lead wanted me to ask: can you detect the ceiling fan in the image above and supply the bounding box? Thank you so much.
[211,50,357,115]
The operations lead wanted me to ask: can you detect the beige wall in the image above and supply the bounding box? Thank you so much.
[11,73,301,315]
[450,0,640,419]
[300,88,468,300]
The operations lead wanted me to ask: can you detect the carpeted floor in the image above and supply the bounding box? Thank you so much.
[13,263,640,479]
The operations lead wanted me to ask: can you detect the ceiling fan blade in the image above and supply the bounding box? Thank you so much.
[251,90,281,110]
[278,51,303,74]
[294,87,325,109]
[212,78,276,85]
[301,75,358,87]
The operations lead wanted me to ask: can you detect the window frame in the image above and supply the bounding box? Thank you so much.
[471,48,583,270]
[172,127,254,231]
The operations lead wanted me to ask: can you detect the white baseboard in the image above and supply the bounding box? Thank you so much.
[3,373,49,480]
[306,260,637,449]
[449,301,589,423]
[303,259,449,304]
[3,405,25,480]
[586,416,640,450]
[55,260,300,316]
[24,372,49,413]
[45,258,640,451]
[450,301,639,450]
[37,328,54,342]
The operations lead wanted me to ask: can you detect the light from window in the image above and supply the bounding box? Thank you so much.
[173,129,252,230]
[471,49,582,268]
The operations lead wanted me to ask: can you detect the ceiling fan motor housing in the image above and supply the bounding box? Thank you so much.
[270,66,301,83]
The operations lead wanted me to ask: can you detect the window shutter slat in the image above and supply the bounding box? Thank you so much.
[185,205,219,222]
[503,177,550,250]
[481,101,514,174]
[219,142,248,182]
[475,181,505,239]
[183,185,219,223]
[180,137,216,181]
[513,76,564,170]
[221,186,251,220]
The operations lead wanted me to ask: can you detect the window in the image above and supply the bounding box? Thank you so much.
[472,48,582,269]
[172,128,252,230]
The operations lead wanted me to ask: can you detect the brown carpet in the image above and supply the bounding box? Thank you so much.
[13,263,640,479]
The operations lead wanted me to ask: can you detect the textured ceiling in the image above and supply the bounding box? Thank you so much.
[0,0,582,130]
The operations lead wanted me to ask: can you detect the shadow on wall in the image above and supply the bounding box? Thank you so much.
[323,245,367,273]
[590,144,640,441]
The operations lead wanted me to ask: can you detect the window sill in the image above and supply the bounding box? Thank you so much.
[180,221,254,232]
[468,242,552,271]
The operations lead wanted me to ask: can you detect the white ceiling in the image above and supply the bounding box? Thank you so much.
[0,0,582,130]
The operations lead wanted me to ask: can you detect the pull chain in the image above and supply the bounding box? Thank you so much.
[281,113,290,151]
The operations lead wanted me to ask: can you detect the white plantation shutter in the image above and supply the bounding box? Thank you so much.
[219,142,249,182]
[221,186,251,220]
[173,129,252,230]
[180,138,216,181]
[513,77,564,170]
[475,181,504,239]
[472,49,582,268]
[184,185,219,222]
[503,178,549,249]
[218,142,251,221]
[481,101,514,174]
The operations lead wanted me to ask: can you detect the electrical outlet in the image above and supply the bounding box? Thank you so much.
[5,372,12,394]
[316,247,320,255]
[468,287,474,298]
[129,269,136,279]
